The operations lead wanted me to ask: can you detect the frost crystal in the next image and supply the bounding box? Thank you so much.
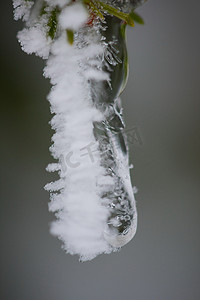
[59,3,88,30]
[17,26,51,59]
[45,0,71,8]
[13,0,34,21]
[13,0,143,261]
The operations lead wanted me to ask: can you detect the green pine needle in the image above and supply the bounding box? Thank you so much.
[95,1,135,26]
[66,29,74,45]
[130,11,144,25]
[47,6,60,40]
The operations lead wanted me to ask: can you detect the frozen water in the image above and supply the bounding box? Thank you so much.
[14,0,138,261]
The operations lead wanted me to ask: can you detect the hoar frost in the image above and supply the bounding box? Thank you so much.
[13,0,145,261]
[13,0,34,21]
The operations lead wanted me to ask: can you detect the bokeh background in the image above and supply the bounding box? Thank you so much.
[1,1,200,299]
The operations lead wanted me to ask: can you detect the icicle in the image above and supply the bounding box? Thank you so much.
[13,0,147,261]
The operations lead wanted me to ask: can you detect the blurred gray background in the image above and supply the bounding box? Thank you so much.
[0,1,200,299]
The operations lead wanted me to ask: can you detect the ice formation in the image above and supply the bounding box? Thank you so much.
[13,0,145,261]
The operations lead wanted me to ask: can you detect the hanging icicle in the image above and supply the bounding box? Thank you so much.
[13,0,147,261]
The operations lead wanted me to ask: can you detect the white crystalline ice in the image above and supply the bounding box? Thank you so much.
[45,0,70,8]
[59,3,88,30]
[17,25,51,59]
[43,33,116,260]
[13,0,34,21]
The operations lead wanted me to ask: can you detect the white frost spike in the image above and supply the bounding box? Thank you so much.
[44,33,114,260]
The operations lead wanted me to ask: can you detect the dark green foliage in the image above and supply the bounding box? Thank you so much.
[47,6,61,40]
[66,29,74,45]
[130,11,144,25]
